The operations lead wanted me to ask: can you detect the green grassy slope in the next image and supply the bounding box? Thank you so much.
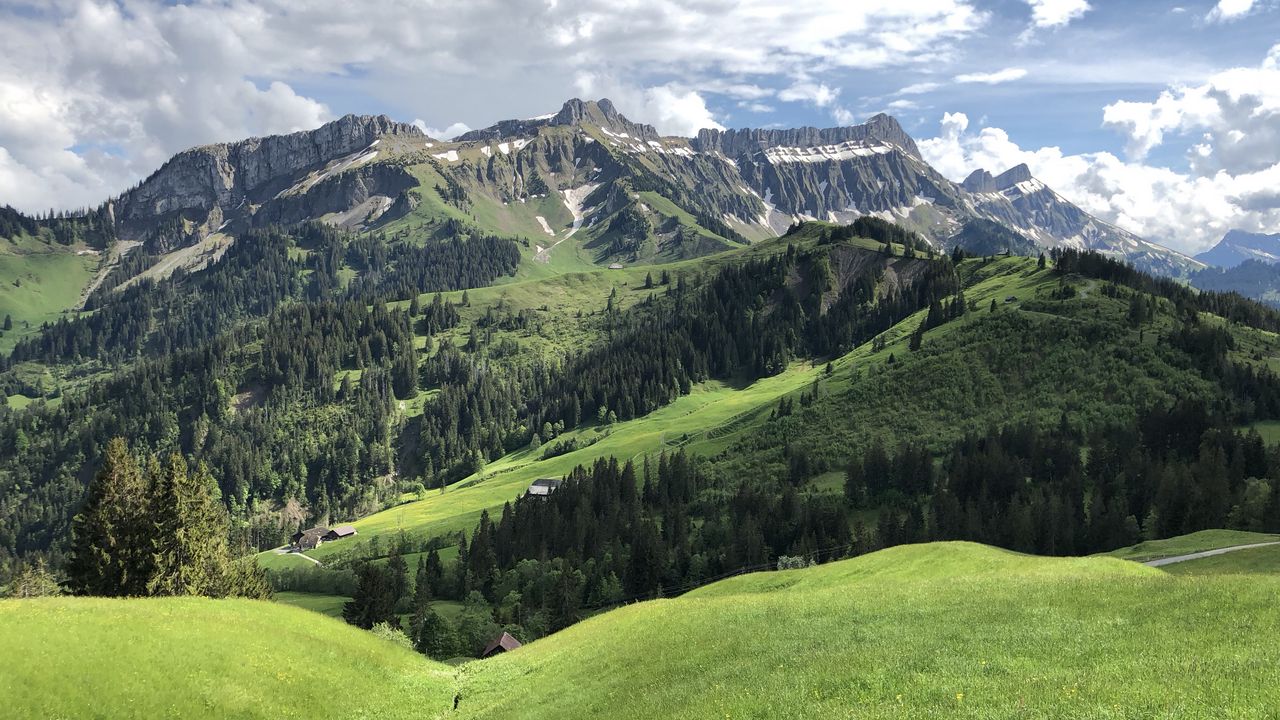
[1163,544,1280,575]
[454,542,1280,719]
[282,252,1059,561]
[0,237,99,353]
[0,596,455,719]
[1105,530,1280,562]
[18,543,1280,718]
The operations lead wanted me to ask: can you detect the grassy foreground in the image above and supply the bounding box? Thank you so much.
[454,542,1280,718]
[10,544,1280,718]
[0,596,456,719]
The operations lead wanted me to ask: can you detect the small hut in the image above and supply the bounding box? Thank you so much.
[481,632,522,658]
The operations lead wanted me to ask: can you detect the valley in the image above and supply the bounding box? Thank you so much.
[3,98,1280,719]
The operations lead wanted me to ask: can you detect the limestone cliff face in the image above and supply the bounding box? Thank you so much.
[692,114,922,159]
[114,114,425,245]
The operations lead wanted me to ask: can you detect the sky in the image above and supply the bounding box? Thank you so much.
[1,0,1278,254]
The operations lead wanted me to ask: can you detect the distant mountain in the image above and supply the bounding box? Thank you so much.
[1195,230,1280,268]
[1191,259,1280,307]
[82,98,1201,275]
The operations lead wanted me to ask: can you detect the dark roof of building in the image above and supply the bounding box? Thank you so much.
[293,526,329,540]
[481,632,522,657]
[326,525,358,538]
[527,478,563,496]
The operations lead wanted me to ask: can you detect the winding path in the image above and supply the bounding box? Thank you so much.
[1143,541,1280,567]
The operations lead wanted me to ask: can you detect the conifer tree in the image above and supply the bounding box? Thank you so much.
[413,604,457,658]
[67,438,151,596]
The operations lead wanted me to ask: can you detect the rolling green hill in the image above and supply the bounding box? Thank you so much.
[9,542,1280,718]
[274,245,1274,569]
[1105,529,1280,562]
[1161,543,1280,575]
[0,595,456,719]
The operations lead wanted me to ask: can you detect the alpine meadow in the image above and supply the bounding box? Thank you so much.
[3,1,1280,717]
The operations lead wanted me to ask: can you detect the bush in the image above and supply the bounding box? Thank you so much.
[370,622,414,651]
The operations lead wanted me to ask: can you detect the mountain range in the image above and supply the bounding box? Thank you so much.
[100,98,1202,278]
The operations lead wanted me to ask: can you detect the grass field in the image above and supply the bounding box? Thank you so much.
[0,596,456,719]
[1162,543,1280,575]
[1105,529,1280,562]
[18,542,1280,718]
[273,591,351,618]
[458,541,1280,718]
[0,239,99,353]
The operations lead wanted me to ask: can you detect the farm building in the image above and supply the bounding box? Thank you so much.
[527,478,562,498]
[324,525,358,542]
[290,527,328,551]
[481,632,522,658]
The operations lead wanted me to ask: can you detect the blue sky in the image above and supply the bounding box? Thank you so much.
[1,0,1278,252]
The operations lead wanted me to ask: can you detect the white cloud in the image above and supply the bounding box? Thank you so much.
[954,68,1028,85]
[778,82,839,107]
[1207,0,1257,21]
[413,121,472,140]
[574,74,725,136]
[0,0,988,212]
[897,82,943,96]
[1101,45,1280,173]
[1024,0,1091,28]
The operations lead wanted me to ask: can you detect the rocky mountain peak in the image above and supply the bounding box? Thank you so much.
[1195,229,1280,268]
[964,164,1035,193]
[994,164,1033,190]
[962,169,997,193]
[550,98,660,141]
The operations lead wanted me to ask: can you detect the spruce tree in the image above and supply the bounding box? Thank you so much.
[67,438,151,596]
[148,455,259,598]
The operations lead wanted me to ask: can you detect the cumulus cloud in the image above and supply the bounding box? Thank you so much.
[1101,44,1280,172]
[1024,0,1091,28]
[778,82,840,107]
[1207,0,1257,21]
[919,106,1280,253]
[0,0,988,211]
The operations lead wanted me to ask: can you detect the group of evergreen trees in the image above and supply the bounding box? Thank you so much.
[66,438,269,598]
[846,402,1280,555]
